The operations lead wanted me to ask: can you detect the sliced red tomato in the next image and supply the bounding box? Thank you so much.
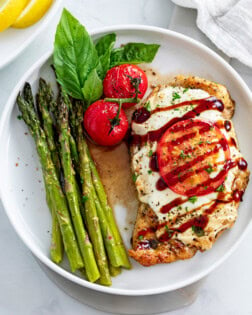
[157,119,230,197]
[103,64,148,108]
[84,100,128,146]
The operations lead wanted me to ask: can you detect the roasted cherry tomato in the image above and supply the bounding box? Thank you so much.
[157,119,230,197]
[103,64,148,108]
[84,100,128,146]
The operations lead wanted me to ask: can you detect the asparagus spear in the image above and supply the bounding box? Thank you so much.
[74,100,130,266]
[92,186,124,267]
[55,91,100,283]
[69,99,123,267]
[88,151,131,269]
[36,79,61,175]
[23,82,63,264]
[49,205,63,263]
[17,93,83,272]
[109,265,122,277]
[61,92,81,176]
[69,133,80,175]
[71,99,130,269]
[75,103,111,286]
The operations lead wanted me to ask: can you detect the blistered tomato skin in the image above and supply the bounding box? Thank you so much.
[103,64,148,108]
[84,100,129,146]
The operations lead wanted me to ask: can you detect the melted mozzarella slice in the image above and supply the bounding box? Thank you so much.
[131,86,242,228]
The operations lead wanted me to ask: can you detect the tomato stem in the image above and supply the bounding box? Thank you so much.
[105,97,139,134]
[104,97,140,104]
[107,99,122,135]
[105,98,140,135]
[126,75,142,101]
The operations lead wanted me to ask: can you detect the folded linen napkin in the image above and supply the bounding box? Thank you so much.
[171,0,252,68]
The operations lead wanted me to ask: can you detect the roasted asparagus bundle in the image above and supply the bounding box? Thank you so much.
[16,79,131,286]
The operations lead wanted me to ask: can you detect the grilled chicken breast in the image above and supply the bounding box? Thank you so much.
[129,75,249,267]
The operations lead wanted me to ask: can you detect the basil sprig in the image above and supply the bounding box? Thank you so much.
[53,9,160,107]
[110,42,160,67]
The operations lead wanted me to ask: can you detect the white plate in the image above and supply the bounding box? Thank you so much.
[0,25,252,297]
[0,0,62,69]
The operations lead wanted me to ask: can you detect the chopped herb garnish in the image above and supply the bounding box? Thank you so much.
[180,150,186,159]
[188,196,197,203]
[174,108,180,111]
[172,92,181,101]
[132,173,139,182]
[205,164,213,174]
[192,225,205,237]
[216,184,224,192]
[148,149,153,157]
[183,88,189,93]
[180,150,191,159]
[165,225,174,238]
[138,235,143,240]
[206,140,212,144]
[145,101,151,112]
[198,140,203,145]
[148,170,152,174]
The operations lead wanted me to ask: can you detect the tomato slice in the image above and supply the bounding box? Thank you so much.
[157,119,230,197]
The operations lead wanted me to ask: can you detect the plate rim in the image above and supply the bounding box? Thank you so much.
[0,24,252,296]
[0,0,63,70]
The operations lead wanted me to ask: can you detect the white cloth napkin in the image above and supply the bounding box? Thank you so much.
[172,0,252,68]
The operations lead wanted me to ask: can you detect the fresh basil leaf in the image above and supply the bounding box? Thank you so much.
[110,43,160,66]
[98,51,111,79]
[95,33,116,79]
[53,9,99,99]
[82,68,103,106]
[95,33,116,57]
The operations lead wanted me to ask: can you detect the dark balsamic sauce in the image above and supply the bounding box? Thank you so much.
[233,190,244,202]
[131,96,224,145]
[160,197,185,214]
[132,107,151,124]
[230,137,237,147]
[238,158,248,170]
[137,240,151,250]
[156,177,168,191]
[177,215,209,233]
[149,152,159,172]
[224,120,231,131]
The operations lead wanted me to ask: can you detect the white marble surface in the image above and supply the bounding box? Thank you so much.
[0,1,251,314]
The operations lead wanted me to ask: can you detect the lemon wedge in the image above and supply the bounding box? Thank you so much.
[12,0,53,28]
[0,0,28,32]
